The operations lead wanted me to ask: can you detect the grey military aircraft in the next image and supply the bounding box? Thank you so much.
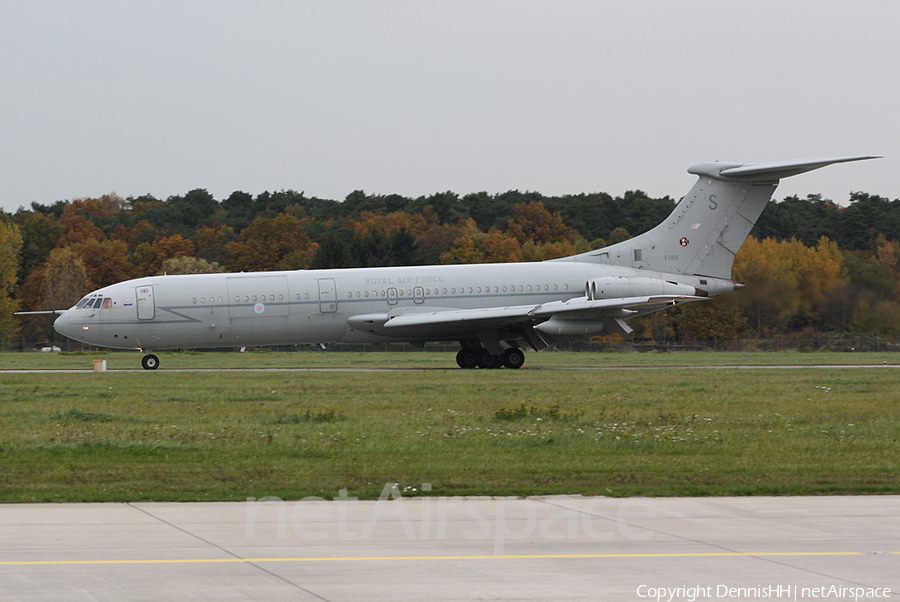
[48,156,876,370]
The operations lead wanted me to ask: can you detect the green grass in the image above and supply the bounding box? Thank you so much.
[2,348,900,370]
[1,350,898,502]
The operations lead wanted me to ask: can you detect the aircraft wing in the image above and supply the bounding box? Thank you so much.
[349,294,707,342]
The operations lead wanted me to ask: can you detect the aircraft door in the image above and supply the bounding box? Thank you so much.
[136,286,155,320]
[318,278,336,313]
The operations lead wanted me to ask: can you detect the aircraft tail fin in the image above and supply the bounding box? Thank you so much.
[560,156,879,279]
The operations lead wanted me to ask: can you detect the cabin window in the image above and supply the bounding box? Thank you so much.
[192,298,197,304]
[527,285,532,292]
[519,286,524,292]
[633,249,643,262]
[476,287,481,293]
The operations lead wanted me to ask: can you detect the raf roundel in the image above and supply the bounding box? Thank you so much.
[254,303,265,314]
[679,237,690,247]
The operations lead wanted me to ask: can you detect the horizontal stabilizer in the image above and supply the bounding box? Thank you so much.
[690,156,880,182]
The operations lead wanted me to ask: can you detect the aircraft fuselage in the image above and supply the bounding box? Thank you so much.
[53,261,723,351]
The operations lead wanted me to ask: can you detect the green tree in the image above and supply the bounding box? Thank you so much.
[309,230,356,269]
[41,247,91,311]
[12,210,64,281]
[605,227,631,245]
[675,300,747,341]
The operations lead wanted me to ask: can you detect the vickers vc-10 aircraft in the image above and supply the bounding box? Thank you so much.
[49,156,876,370]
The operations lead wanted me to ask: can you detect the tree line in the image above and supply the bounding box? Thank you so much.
[2,185,900,347]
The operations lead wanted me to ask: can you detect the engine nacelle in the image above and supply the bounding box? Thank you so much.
[585,276,697,301]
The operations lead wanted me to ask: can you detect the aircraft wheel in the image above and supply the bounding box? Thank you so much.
[502,348,525,369]
[456,349,478,369]
[141,354,160,370]
[476,349,501,369]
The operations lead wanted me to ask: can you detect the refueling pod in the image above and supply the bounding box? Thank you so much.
[585,276,698,301]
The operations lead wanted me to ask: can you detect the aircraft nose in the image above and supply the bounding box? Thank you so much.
[53,312,71,337]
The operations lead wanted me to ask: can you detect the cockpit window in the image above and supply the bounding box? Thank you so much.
[75,296,110,309]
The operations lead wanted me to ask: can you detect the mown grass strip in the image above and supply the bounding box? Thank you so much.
[0,353,898,502]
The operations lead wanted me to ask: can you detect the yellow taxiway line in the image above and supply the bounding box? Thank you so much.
[2,551,888,566]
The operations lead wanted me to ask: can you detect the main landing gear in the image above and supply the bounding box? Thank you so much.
[456,347,524,369]
[141,354,160,370]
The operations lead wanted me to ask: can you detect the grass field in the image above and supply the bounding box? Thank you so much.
[1,350,898,502]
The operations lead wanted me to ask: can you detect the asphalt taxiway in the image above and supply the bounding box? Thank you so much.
[1,495,897,601]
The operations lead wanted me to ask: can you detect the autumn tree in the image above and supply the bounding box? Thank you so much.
[414,215,480,264]
[440,230,522,264]
[130,234,197,276]
[111,220,158,250]
[732,236,846,333]
[507,201,575,245]
[57,208,105,246]
[226,213,319,271]
[0,219,23,345]
[157,257,223,275]
[194,223,235,266]
[520,238,592,262]
[70,239,135,288]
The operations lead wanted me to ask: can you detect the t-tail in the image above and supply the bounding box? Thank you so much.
[561,156,879,279]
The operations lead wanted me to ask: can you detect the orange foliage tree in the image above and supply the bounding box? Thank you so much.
[506,201,575,245]
[226,214,319,271]
[732,236,846,333]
